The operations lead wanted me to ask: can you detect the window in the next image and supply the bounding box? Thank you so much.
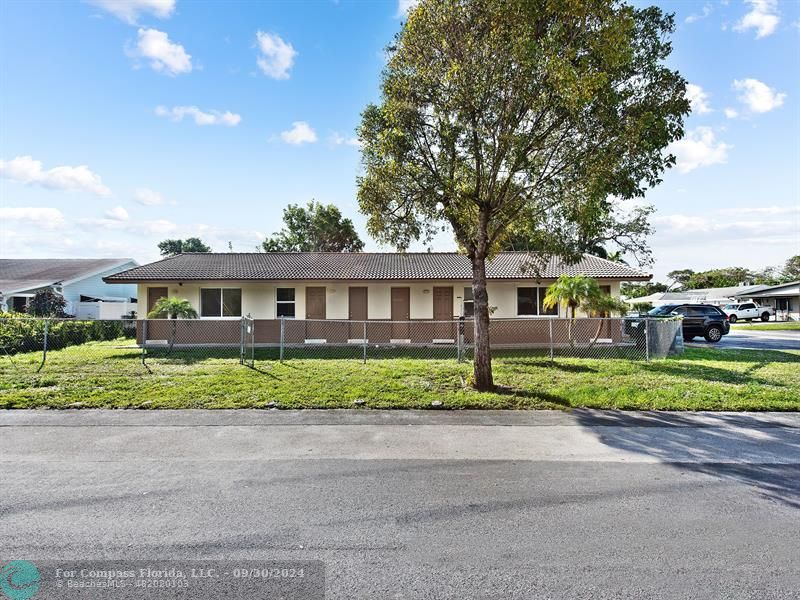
[462,287,474,317]
[200,288,241,317]
[701,306,723,316]
[739,303,755,310]
[276,288,296,318]
[517,288,538,316]
[538,289,558,316]
[517,287,557,316]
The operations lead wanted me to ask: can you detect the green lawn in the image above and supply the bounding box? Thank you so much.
[0,340,798,411]
[731,322,800,331]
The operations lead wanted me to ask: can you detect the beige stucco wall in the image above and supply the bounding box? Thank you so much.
[137,279,623,320]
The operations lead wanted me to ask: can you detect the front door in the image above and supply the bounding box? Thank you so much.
[147,287,168,315]
[432,286,454,341]
[391,287,410,340]
[305,286,327,340]
[349,287,368,340]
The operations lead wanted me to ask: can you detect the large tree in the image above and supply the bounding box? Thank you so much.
[357,0,688,390]
[782,255,800,282]
[262,201,365,252]
[158,238,211,256]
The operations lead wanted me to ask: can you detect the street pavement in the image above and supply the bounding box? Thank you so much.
[687,327,800,351]
[1,409,799,599]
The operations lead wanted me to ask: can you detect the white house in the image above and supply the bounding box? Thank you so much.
[0,258,138,318]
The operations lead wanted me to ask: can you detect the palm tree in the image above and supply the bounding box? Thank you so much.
[543,275,626,346]
[146,297,198,352]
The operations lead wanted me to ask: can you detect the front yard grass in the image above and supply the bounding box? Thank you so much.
[731,322,800,331]
[0,341,798,411]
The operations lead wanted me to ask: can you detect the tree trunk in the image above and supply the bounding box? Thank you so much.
[471,255,494,391]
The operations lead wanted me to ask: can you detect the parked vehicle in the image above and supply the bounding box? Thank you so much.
[628,304,730,343]
[722,302,774,323]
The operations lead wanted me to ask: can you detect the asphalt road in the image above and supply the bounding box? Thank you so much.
[1,410,799,599]
[687,328,800,351]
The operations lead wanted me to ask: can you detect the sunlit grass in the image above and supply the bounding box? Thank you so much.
[1,341,798,411]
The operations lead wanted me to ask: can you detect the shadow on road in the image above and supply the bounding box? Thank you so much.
[574,410,800,509]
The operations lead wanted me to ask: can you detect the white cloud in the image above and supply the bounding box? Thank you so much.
[154,105,241,126]
[685,3,712,24]
[280,121,318,145]
[105,206,129,221]
[733,78,786,113]
[734,0,780,39]
[718,205,800,216]
[133,188,166,206]
[0,155,111,196]
[132,28,192,76]
[87,0,175,24]
[667,127,731,173]
[0,207,65,229]
[330,132,361,147]
[724,107,739,119]
[685,83,712,114]
[397,0,419,18]
[255,31,296,79]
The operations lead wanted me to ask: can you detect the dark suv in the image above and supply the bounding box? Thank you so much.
[647,304,730,343]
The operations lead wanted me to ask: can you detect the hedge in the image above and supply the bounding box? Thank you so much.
[0,314,135,355]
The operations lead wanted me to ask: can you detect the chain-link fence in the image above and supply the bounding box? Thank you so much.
[1,316,682,376]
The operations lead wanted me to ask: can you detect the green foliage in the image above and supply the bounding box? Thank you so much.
[28,290,68,317]
[621,281,668,298]
[147,297,198,319]
[262,201,365,252]
[667,269,694,290]
[782,255,800,281]
[358,0,687,256]
[0,314,134,355]
[158,238,212,256]
[683,267,754,290]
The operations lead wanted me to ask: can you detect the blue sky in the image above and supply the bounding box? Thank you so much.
[1,0,798,282]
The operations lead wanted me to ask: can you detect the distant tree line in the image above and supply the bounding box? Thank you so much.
[622,255,800,298]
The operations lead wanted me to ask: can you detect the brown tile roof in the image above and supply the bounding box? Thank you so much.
[104,252,650,283]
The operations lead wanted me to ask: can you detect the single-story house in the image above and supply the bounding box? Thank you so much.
[104,252,649,346]
[0,258,138,318]
[734,280,800,320]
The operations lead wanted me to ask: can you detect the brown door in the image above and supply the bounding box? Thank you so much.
[391,287,410,340]
[349,287,368,339]
[305,286,327,340]
[433,286,454,341]
[305,287,326,319]
[147,287,168,314]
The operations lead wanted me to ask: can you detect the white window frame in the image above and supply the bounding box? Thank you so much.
[515,286,559,318]
[462,286,474,318]
[200,288,242,319]
[276,287,296,319]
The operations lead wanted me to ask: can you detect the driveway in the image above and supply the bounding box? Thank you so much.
[687,327,800,351]
[1,409,799,599]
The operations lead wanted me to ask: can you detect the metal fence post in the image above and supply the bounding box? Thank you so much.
[37,318,49,372]
[645,318,650,362]
[279,316,285,362]
[363,320,367,364]
[548,318,554,362]
[141,319,148,366]
[239,317,244,365]
[251,318,255,366]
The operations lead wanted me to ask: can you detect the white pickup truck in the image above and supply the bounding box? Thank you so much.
[722,301,774,323]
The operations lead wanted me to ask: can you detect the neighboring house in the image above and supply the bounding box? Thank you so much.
[734,281,800,321]
[105,252,648,321]
[624,284,770,309]
[0,258,138,318]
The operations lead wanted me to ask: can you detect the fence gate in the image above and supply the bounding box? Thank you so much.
[240,315,255,367]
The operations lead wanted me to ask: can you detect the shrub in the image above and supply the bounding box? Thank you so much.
[28,290,69,317]
[0,313,134,355]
